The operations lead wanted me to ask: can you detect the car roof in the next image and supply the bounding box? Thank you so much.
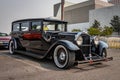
[12,18,67,23]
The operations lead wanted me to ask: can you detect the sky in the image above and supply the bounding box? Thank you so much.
[0,0,108,33]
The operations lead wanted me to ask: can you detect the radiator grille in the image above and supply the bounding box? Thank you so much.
[80,34,91,56]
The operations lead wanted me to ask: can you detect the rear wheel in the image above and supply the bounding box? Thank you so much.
[53,45,75,69]
[9,40,16,54]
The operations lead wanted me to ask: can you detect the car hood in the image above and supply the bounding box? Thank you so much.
[58,32,78,36]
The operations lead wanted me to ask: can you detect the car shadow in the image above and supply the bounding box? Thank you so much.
[0,51,110,72]
[0,47,8,50]
[71,63,109,73]
[0,51,62,71]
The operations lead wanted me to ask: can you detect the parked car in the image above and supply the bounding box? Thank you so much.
[0,32,11,48]
[9,18,113,69]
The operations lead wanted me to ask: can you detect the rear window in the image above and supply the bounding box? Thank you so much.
[13,23,20,31]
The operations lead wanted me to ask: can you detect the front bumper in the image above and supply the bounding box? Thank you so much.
[76,57,113,64]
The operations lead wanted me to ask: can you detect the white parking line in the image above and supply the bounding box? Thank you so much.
[1,53,50,72]
[14,59,50,71]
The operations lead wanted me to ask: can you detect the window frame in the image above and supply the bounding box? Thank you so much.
[12,19,67,32]
[30,21,42,31]
[12,22,20,32]
[20,21,30,32]
[42,20,67,31]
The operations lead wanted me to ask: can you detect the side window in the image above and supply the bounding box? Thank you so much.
[21,22,29,31]
[31,21,41,31]
[57,24,65,31]
[13,23,20,31]
[43,22,55,31]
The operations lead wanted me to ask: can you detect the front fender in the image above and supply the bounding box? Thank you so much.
[56,40,80,51]
[99,41,108,55]
[47,40,79,53]
[44,40,79,58]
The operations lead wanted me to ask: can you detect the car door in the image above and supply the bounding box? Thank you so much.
[19,21,30,48]
[28,21,43,50]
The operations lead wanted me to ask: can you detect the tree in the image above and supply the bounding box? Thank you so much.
[110,15,120,35]
[88,20,101,36]
[91,20,100,28]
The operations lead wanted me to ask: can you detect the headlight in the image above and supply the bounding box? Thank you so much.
[94,36,99,45]
[76,36,83,45]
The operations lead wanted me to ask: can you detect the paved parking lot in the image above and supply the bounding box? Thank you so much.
[0,49,120,80]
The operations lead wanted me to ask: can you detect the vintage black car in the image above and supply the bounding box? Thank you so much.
[9,18,113,69]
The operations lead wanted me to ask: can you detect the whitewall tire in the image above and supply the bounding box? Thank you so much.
[53,45,75,69]
[9,40,16,54]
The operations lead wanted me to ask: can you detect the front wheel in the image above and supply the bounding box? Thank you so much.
[101,48,107,58]
[53,45,75,69]
[9,40,16,54]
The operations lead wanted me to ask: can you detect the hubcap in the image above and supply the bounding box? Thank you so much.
[59,52,66,61]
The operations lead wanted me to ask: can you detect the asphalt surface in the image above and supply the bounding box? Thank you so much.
[0,49,120,80]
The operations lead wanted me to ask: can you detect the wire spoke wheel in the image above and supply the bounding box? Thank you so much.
[54,45,75,69]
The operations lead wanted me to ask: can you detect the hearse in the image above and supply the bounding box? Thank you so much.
[9,18,113,69]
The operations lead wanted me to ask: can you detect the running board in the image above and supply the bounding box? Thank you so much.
[15,50,45,59]
[76,57,113,64]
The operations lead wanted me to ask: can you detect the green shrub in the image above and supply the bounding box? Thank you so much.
[101,26,113,36]
[72,29,81,32]
[88,27,101,36]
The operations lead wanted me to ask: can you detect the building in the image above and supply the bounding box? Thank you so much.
[89,5,120,27]
[108,0,120,5]
[64,0,113,24]
[89,5,120,36]
[54,1,74,20]
[54,0,113,24]
[54,0,113,31]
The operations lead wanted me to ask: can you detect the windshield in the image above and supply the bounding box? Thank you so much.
[0,33,8,36]
[43,21,66,31]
